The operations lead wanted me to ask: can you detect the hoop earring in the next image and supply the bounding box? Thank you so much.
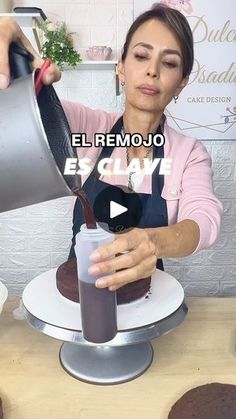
[173,95,179,104]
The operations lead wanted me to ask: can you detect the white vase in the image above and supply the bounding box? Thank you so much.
[0,0,13,13]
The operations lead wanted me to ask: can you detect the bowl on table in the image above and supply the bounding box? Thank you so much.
[0,281,8,316]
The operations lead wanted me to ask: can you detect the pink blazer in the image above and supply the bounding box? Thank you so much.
[62,100,223,253]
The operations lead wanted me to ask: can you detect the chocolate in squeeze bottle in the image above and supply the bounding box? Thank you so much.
[75,223,117,343]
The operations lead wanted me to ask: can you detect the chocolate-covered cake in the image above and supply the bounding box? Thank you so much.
[168,383,236,419]
[0,397,3,419]
[56,258,151,304]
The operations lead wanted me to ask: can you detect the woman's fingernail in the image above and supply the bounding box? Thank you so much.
[90,251,101,262]
[88,265,100,275]
[0,74,9,89]
[96,279,106,288]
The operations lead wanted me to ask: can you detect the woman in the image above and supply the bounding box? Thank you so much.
[0,5,222,292]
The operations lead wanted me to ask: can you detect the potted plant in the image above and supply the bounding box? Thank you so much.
[40,20,82,69]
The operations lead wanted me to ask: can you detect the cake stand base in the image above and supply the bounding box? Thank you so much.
[23,269,187,385]
[59,341,153,385]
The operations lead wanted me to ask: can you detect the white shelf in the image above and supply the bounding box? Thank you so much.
[0,12,43,26]
[1,13,119,88]
[1,14,118,71]
[63,60,118,71]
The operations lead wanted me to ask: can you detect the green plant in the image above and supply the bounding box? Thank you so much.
[40,21,82,69]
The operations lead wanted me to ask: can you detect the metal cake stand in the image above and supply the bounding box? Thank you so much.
[22,268,188,385]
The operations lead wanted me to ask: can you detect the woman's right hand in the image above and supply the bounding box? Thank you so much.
[0,17,61,89]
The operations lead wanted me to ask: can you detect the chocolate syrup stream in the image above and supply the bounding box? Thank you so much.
[73,188,97,229]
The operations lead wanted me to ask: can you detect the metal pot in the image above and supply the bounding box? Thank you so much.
[0,42,80,213]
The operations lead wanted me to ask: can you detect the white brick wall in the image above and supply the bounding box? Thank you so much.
[0,198,75,297]
[1,1,234,297]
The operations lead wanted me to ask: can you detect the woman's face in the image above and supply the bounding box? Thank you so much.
[118,19,189,114]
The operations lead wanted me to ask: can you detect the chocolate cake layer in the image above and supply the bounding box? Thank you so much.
[0,397,3,419]
[56,258,151,304]
[168,383,236,419]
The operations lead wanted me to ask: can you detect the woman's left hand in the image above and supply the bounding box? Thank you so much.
[88,228,157,291]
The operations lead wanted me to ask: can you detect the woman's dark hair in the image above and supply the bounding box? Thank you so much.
[121,3,194,78]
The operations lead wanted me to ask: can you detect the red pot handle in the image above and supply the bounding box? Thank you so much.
[35,58,52,95]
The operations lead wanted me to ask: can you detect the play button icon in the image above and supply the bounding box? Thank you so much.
[110,201,128,219]
[93,185,143,233]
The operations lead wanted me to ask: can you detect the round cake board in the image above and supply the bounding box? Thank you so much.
[22,268,184,331]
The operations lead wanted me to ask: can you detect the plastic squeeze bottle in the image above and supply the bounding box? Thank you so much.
[75,223,117,343]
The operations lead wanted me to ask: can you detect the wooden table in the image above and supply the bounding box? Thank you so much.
[0,298,236,419]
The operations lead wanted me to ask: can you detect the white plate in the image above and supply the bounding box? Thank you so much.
[0,281,8,315]
[23,268,184,331]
